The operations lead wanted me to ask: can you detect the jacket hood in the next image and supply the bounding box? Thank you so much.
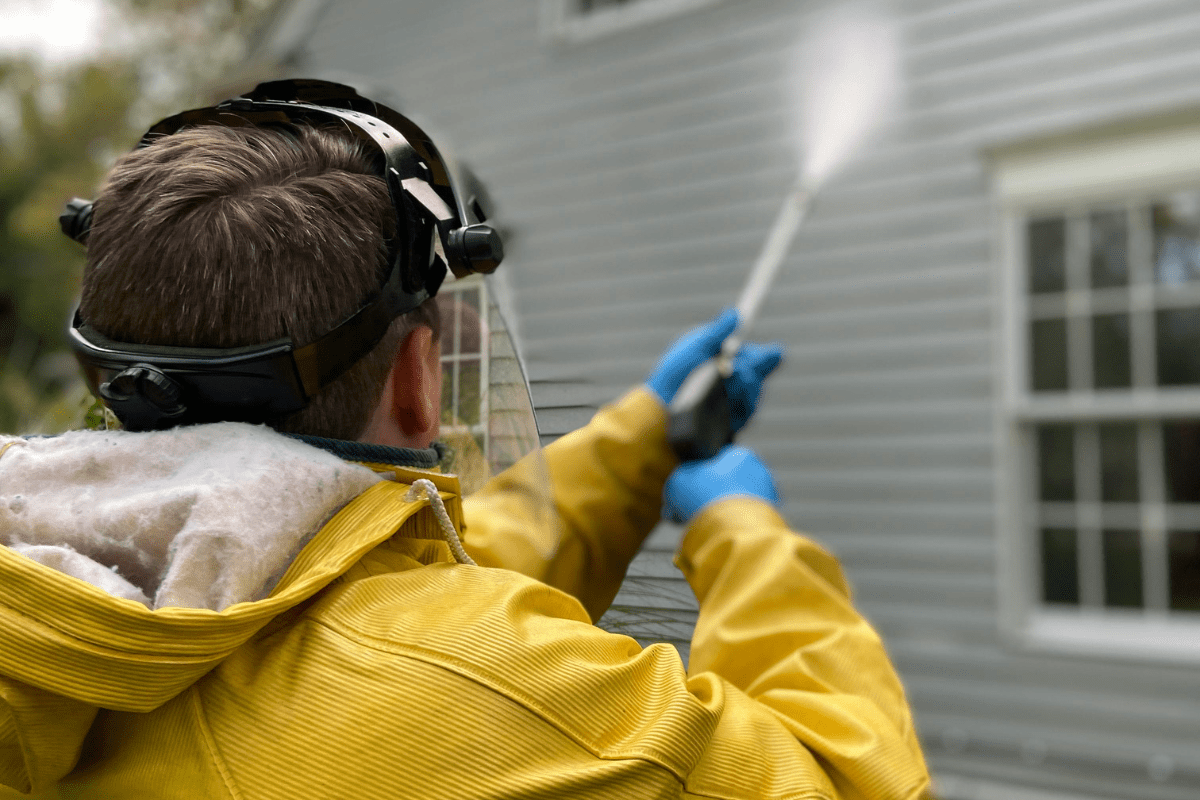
[0,424,395,792]
[0,424,383,611]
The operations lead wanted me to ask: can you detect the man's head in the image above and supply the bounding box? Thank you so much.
[79,122,442,444]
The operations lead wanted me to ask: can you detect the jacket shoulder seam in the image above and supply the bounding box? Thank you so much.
[190,686,244,800]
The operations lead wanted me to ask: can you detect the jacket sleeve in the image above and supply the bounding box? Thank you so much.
[461,387,675,622]
[677,496,931,800]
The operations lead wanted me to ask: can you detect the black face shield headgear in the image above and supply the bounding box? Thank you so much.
[62,78,504,432]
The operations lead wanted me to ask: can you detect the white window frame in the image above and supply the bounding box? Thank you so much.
[439,274,491,466]
[539,0,721,44]
[992,115,1200,665]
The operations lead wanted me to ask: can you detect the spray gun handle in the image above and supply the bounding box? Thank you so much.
[667,359,733,462]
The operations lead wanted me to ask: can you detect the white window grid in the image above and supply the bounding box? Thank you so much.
[439,275,490,466]
[993,120,1200,664]
[539,0,721,44]
[1020,203,1191,602]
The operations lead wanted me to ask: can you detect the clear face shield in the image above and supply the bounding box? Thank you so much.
[434,273,563,564]
[434,274,539,491]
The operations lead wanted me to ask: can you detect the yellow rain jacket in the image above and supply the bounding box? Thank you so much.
[0,389,929,799]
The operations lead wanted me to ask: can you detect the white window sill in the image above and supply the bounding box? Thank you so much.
[540,0,722,45]
[1016,609,1200,665]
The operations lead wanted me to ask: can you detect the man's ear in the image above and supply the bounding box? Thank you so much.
[390,325,440,441]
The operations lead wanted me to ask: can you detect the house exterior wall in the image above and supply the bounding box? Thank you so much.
[265,1,1200,797]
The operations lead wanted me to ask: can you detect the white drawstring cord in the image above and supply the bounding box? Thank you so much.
[404,479,476,566]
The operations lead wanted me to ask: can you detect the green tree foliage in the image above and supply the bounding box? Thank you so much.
[0,62,138,432]
[0,0,279,434]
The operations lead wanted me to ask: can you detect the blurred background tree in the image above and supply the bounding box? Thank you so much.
[0,0,281,433]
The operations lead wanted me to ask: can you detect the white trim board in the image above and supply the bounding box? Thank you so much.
[1021,610,1200,665]
[991,119,1200,209]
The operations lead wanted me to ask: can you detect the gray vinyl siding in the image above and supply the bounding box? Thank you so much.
[268,1,1200,797]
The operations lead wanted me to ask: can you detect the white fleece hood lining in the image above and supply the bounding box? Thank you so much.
[0,424,382,611]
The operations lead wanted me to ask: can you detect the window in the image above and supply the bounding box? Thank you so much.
[438,276,487,472]
[540,0,721,44]
[436,275,540,493]
[994,117,1200,662]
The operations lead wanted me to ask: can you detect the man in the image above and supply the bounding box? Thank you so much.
[0,81,929,798]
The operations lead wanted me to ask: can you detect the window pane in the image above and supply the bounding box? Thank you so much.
[440,362,455,422]
[449,290,482,355]
[1092,313,1131,389]
[1031,319,1068,392]
[460,287,481,315]
[1099,423,1139,502]
[1168,531,1200,612]
[1103,530,1142,608]
[438,292,484,357]
[1156,308,1200,385]
[439,297,459,357]
[1153,192,1200,285]
[1090,209,1128,288]
[1028,217,1067,294]
[1038,424,1076,502]
[458,358,482,426]
[1163,421,1200,503]
[1042,528,1079,605]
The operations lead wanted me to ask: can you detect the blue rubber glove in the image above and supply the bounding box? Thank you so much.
[663,444,780,524]
[645,309,784,433]
[725,341,784,434]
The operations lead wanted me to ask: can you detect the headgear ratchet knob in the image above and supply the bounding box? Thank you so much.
[98,364,187,431]
[448,224,504,275]
[59,197,94,244]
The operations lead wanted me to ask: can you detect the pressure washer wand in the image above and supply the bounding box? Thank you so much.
[667,182,815,461]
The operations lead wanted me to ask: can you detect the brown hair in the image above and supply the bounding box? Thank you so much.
[79,123,439,440]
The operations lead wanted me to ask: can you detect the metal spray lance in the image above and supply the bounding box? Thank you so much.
[666,182,815,461]
[667,1,900,461]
